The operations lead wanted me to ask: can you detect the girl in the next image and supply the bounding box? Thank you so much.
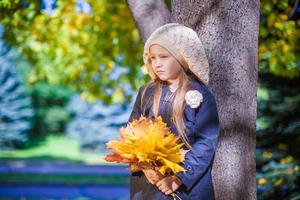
[128,23,220,200]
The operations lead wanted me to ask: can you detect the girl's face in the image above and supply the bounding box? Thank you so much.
[149,44,183,84]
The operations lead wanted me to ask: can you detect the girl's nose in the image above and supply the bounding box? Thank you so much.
[153,59,162,68]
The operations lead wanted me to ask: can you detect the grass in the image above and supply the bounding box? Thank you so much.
[0,134,130,185]
[0,134,111,165]
[0,173,129,185]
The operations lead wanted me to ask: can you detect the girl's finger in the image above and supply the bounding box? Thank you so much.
[161,187,172,195]
[158,184,165,191]
[165,189,173,195]
[156,180,161,187]
[161,188,168,194]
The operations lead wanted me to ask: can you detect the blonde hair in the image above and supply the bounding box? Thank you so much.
[140,65,194,149]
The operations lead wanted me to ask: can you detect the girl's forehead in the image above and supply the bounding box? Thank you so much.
[149,44,169,54]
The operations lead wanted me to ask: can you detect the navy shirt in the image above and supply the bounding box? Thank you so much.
[128,79,220,200]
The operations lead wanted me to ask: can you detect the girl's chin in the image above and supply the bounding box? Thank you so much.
[156,75,168,81]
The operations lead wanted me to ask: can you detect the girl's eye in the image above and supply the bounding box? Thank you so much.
[150,55,167,59]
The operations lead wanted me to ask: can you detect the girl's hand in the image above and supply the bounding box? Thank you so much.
[156,175,182,195]
[128,162,155,172]
[143,169,164,185]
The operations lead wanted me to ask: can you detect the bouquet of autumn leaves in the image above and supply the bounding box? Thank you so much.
[104,116,187,175]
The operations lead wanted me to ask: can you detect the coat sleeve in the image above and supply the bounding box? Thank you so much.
[176,90,220,191]
[128,86,144,122]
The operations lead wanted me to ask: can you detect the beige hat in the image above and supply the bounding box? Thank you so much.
[143,23,209,86]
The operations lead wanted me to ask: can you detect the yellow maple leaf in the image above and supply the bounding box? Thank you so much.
[129,115,152,138]
[150,116,171,136]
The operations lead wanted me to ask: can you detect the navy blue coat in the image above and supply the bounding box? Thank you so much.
[128,79,220,200]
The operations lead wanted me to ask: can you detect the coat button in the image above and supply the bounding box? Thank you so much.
[186,165,193,174]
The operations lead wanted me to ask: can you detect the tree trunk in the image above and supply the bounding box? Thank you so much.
[127,0,259,199]
[127,0,171,41]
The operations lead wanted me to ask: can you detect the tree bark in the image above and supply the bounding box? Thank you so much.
[128,0,259,199]
[127,0,171,42]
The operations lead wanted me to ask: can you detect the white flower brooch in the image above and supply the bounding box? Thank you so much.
[185,90,203,109]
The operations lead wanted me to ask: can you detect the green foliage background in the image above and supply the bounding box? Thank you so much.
[259,0,300,78]
[0,0,144,103]
[257,0,300,199]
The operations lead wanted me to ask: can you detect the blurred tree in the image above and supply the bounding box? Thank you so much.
[0,0,145,103]
[256,74,300,199]
[66,94,131,153]
[30,81,74,136]
[256,0,300,199]
[0,30,34,149]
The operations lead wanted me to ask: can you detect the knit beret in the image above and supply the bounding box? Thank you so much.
[143,23,209,86]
